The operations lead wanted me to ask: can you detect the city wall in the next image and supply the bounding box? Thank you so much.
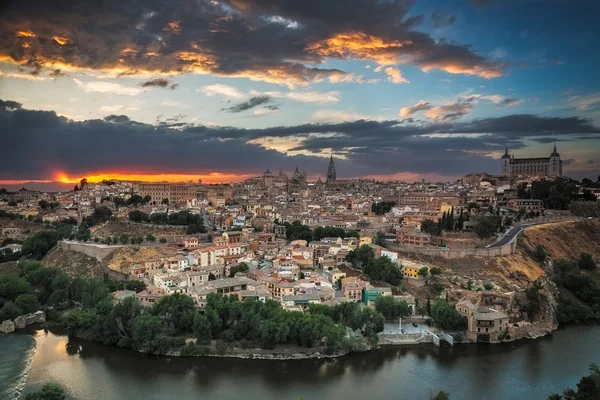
[58,240,120,262]
[387,217,582,259]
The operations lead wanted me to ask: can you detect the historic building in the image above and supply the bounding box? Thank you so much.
[500,145,563,178]
[326,155,336,184]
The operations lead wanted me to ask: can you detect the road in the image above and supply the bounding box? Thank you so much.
[488,225,528,248]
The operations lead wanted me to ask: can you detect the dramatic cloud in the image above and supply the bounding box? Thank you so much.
[2,101,599,181]
[221,96,272,113]
[0,0,509,86]
[425,102,473,120]
[400,100,433,117]
[140,78,178,90]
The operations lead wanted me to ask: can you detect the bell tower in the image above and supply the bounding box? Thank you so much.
[326,155,336,184]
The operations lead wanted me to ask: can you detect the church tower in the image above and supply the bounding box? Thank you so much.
[500,146,511,176]
[549,143,562,177]
[326,155,336,184]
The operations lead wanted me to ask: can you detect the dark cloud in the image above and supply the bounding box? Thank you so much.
[2,101,599,181]
[562,159,576,166]
[221,96,272,113]
[431,11,457,28]
[140,78,178,90]
[498,97,521,107]
[104,115,131,123]
[0,0,509,84]
[0,100,22,111]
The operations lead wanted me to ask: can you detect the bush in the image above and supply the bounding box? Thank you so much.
[579,253,597,271]
[180,341,198,356]
[25,383,66,400]
[535,245,548,262]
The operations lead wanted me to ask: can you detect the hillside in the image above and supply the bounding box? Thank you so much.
[398,220,600,293]
[43,246,107,279]
[92,220,186,238]
[519,220,600,261]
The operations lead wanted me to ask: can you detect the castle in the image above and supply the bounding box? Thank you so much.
[500,144,563,178]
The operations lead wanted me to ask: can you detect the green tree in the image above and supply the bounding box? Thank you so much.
[374,231,386,246]
[431,300,464,330]
[15,293,40,314]
[421,219,440,236]
[128,210,149,222]
[146,234,156,242]
[374,296,410,320]
[193,313,212,345]
[38,200,49,209]
[431,391,451,400]
[21,230,60,259]
[579,253,597,271]
[430,267,442,276]
[25,383,66,400]
[82,280,110,308]
[152,293,196,334]
[418,267,429,278]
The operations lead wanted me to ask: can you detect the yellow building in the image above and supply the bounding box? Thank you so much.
[359,236,373,246]
[399,259,429,279]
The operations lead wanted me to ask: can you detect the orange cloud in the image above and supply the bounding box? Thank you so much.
[15,30,35,37]
[52,35,68,45]
[308,32,409,65]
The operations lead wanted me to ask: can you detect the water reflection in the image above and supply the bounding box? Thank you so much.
[19,324,600,400]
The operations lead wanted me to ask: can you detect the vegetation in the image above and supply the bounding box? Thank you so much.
[524,280,544,320]
[282,221,359,242]
[25,383,66,400]
[431,391,451,400]
[371,201,396,215]
[553,259,600,323]
[346,245,403,285]
[430,300,465,330]
[229,262,250,277]
[472,215,502,239]
[547,363,600,399]
[374,295,410,320]
[312,226,359,241]
[578,253,597,271]
[127,210,206,234]
[0,261,145,322]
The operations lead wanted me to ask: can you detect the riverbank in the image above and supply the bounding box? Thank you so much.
[10,324,600,400]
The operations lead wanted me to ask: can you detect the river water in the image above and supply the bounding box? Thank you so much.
[2,324,599,400]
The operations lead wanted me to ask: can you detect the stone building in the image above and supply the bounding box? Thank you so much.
[500,145,563,178]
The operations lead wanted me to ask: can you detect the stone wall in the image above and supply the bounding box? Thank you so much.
[58,240,119,262]
[507,320,555,340]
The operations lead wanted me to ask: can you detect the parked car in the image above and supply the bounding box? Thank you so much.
[412,323,419,328]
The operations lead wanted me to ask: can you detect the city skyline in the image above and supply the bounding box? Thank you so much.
[1,0,600,189]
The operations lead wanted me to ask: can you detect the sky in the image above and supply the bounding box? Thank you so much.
[1,0,600,190]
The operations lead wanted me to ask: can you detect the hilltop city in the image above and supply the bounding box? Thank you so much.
[1,146,599,349]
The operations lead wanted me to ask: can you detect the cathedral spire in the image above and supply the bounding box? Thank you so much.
[326,155,336,183]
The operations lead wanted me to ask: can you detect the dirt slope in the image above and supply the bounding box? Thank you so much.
[43,246,106,279]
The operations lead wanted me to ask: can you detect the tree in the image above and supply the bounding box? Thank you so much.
[418,267,429,278]
[152,293,196,334]
[193,313,212,345]
[128,210,149,223]
[426,296,431,316]
[119,234,129,244]
[579,253,596,271]
[421,219,440,236]
[431,300,465,330]
[38,200,49,209]
[82,280,110,308]
[374,231,386,246]
[431,391,451,400]
[430,267,442,276]
[161,198,169,205]
[146,234,156,242]
[473,216,502,239]
[14,293,40,314]
[374,296,410,320]
[127,195,145,206]
[229,263,250,277]
[21,230,59,259]
[25,383,66,400]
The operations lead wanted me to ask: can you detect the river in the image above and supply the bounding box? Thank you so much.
[1,324,599,400]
